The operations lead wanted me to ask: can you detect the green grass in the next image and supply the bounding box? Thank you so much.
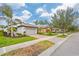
[57,34,67,38]
[0,36,36,48]
[0,30,36,47]
[45,32,57,36]
[37,40,55,46]
[38,32,57,36]
[2,40,54,56]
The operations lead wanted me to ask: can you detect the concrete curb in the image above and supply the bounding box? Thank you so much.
[38,33,73,56]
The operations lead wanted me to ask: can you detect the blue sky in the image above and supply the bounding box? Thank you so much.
[0,3,62,25]
[0,3,79,25]
[24,3,62,23]
[12,3,62,23]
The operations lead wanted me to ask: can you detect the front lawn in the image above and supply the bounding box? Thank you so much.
[38,32,57,36]
[2,40,54,56]
[57,34,67,38]
[45,32,57,36]
[0,36,36,47]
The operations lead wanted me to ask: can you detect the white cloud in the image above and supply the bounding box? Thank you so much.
[36,8,50,17]
[50,3,78,17]
[13,10,32,22]
[36,8,44,14]
[51,3,76,13]
[50,8,55,16]
[36,3,78,18]
[40,10,50,17]
[55,3,76,10]
[21,10,32,20]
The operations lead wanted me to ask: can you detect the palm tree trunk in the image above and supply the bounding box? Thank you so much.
[7,20,10,36]
[10,26,14,37]
[10,19,14,37]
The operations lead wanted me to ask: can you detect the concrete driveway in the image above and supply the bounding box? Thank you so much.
[51,32,79,56]
[30,34,50,39]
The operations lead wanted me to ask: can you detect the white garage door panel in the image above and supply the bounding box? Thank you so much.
[26,28,37,35]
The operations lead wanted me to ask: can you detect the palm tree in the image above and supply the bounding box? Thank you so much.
[0,4,14,37]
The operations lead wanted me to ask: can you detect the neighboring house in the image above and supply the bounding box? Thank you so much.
[16,23,37,35]
[37,25,51,33]
[37,25,62,33]
[52,28,63,33]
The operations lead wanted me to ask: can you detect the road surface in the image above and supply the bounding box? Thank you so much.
[51,32,79,56]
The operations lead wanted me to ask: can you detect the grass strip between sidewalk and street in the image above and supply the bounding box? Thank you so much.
[2,40,55,56]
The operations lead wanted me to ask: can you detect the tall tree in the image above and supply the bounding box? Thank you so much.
[51,7,78,35]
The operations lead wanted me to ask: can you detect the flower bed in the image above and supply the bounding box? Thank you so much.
[2,40,55,56]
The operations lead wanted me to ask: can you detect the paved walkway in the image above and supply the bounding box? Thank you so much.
[30,34,50,39]
[51,32,79,56]
[30,34,62,43]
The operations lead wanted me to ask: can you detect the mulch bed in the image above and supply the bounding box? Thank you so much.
[2,40,55,56]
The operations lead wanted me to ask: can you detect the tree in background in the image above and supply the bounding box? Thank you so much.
[33,20,49,25]
[51,7,78,35]
[33,20,39,25]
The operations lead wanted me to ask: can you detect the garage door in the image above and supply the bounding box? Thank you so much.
[26,28,37,35]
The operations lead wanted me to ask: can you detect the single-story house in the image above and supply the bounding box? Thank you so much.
[16,24,37,35]
[37,25,51,33]
[37,25,63,33]
[16,24,52,35]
